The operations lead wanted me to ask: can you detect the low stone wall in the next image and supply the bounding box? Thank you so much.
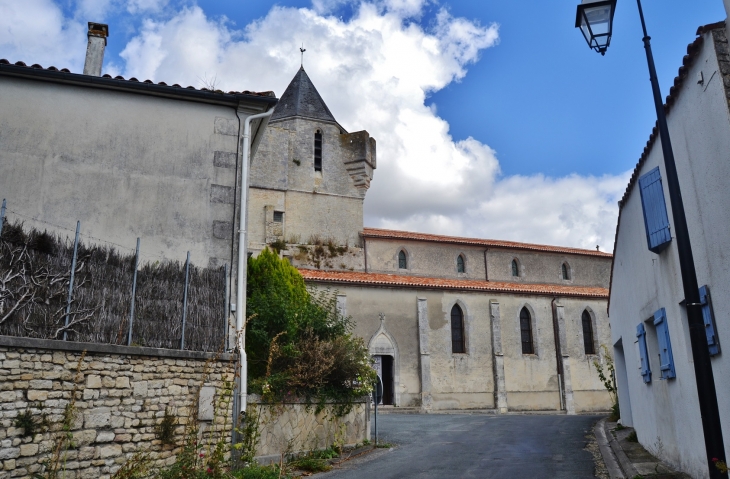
[248,395,370,461]
[0,336,234,479]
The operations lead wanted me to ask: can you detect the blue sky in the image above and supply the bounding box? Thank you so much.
[1,0,726,249]
[61,0,725,178]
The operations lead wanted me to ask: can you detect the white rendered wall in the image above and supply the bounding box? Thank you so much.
[609,30,730,478]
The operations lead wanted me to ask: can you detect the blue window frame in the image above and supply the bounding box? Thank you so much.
[636,323,651,383]
[653,308,676,379]
[699,285,721,356]
[638,167,672,253]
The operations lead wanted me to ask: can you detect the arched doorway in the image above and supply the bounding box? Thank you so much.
[369,315,399,406]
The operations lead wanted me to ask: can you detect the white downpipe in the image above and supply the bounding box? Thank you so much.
[237,109,273,415]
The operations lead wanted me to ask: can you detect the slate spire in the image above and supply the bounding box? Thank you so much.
[270,67,337,123]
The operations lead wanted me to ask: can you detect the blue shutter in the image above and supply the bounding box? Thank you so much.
[653,308,676,379]
[638,167,672,253]
[699,285,721,356]
[636,323,651,383]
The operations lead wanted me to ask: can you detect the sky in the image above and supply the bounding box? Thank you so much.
[0,0,726,251]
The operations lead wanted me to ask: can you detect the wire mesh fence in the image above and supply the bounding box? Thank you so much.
[0,215,227,352]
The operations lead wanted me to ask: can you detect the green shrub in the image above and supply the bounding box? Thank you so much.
[246,248,376,413]
[232,464,290,479]
[289,457,331,473]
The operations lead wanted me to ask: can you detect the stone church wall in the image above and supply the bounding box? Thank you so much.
[365,239,489,281]
[310,283,612,413]
[486,249,612,288]
[249,116,373,250]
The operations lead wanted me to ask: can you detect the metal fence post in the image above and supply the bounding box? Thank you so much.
[224,263,229,350]
[0,199,6,237]
[180,251,190,350]
[63,221,81,341]
[127,238,140,346]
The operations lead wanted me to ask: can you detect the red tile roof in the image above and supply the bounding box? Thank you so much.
[362,228,613,258]
[0,59,276,98]
[299,269,609,299]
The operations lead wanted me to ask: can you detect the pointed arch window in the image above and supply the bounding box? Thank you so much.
[511,259,519,277]
[562,263,570,280]
[457,255,465,273]
[398,250,407,269]
[582,310,596,355]
[314,130,322,171]
[520,307,534,354]
[451,304,465,354]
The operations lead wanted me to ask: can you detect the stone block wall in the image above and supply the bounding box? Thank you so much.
[247,395,370,461]
[0,336,235,479]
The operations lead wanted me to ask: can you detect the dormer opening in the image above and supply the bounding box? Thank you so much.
[314,130,322,171]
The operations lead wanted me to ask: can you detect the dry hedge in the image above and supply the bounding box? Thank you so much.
[0,220,226,351]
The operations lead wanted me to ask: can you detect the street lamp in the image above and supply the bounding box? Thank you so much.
[575,0,617,55]
[575,1,727,478]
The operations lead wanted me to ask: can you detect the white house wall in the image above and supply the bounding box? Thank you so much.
[609,28,730,478]
[0,75,269,268]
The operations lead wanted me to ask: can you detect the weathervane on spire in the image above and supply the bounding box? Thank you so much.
[300,43,306,67]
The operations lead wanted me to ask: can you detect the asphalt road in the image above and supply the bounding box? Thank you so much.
[321,413,602,479]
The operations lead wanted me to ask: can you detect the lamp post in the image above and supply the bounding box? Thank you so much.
[575,1,727,477]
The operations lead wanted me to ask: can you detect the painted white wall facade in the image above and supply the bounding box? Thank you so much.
[609,25,730,479]
[0,69,274,269]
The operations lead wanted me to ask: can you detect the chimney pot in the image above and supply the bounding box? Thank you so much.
[83,22,109,76]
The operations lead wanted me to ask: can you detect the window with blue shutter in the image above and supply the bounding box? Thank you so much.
[653,308,676,379]
[699,285,721,356]
[636,323,651,383]
[638,167,672,253]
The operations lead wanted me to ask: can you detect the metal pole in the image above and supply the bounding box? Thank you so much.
[180,251,190,350]
[127,238,140,346]
[636,1,725,475]
[0,199,6,237]
[63,221,81,341]
[374,388,378,447]
[224,263,230,350]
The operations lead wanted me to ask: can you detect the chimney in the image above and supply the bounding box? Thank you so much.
[83,22,109,76]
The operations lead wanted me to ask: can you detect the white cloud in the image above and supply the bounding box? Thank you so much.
[126,0,169,15]
[0,0,628,251]
[0,0,86,70]
[75,0,115,20]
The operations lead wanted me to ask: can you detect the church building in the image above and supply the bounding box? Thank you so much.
[0,21,613,413]
[249,67,614,413]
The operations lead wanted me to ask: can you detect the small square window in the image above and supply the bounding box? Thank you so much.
[273,211,284,223]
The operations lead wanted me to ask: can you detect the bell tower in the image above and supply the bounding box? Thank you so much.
[247,67,376,252]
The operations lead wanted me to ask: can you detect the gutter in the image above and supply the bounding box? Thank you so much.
[236,109,275,418]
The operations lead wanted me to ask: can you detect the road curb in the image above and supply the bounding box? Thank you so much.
[603,420,640,478]
[594,418,626,479]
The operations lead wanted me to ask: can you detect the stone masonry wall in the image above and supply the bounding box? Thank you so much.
[0,336,235,479]
[248,395,370,461]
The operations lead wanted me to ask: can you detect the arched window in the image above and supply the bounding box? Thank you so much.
[582,310,595,355]
[314,130,322,171]
[511,259,519,277]
[451,304,465,354]
[457,255,465,273]
[562,263,570,280]
[398,250,407,269]
[520,307,534,354]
